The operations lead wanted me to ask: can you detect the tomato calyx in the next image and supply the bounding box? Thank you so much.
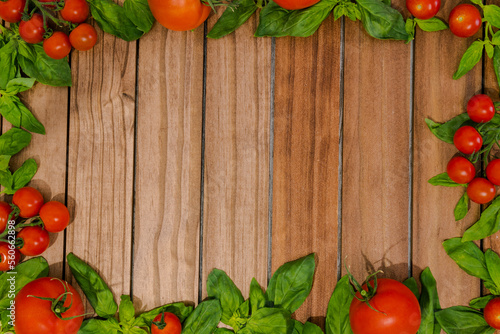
[346,265,387,315]
[152,312,168,330]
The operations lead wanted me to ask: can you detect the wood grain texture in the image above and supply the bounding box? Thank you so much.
[203,12,271,299]
[342,4,411,282]
[132,24,204,311]
[65,25,136,309]
[272,16,340,326]
[412,0,482,308]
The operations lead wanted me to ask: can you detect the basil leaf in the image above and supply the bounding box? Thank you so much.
[357,0,409,40]
[0,170,14,194]
[181,299,222,334]
[11,158,38,193]
[0,155,11,171]
[214,329,234,333]
[255,0,337,37]
[119,295,136,323]
[405,18,415,42]
[325,275,353,334]
[135,302,192,327]
[208,0,258,39]
[78,318,121,334]
[494,46,500,91]
[88,0,144,41]
[293,320,304,334]
[0,95,46,134]
[246,308,293,334]
[428,173,461,187]
[228,299,250,331]
[454,192,469,221]
[206,268,244,325]
[67,252,118,318]
[470,295,495,309]
[266,253,316,313]
[442,238,492,282]
[453,41,484,80]
[486,42,495,59]
[0,128,31,156]
[123,0,154,33]
[485,249,500,293]
[425,113,470,144]
[484,4,500,29]
[436,306,495,334]
[0,39,18,90]
[403,277,420,300]
[249,277,266,314]
[4,78,36,95]
[414,17,447,32]
[462,196,500,242]
[303,321,323,333]
[418,268,441,334]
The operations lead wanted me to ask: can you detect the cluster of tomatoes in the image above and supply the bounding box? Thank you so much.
[0,0,97,59]
[0,186,70,272]
[446,94,500,204]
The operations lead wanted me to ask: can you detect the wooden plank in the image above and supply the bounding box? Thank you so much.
[132,24,204,310]
[65,26,136,309]
[203,13,271,299]
[412,1,482,307]
[342,3,411,282]
[272,16,340,325]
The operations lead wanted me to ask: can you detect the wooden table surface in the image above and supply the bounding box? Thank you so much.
[9,0,490,328]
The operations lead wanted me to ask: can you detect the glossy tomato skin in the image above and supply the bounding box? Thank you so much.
[15,277,84,334]
[17,226,50,256]
[447,156,475,184]
[406,0,440,20]
[13,187,44,218]
[43,32,72,60]
[487,159,500,186]
[19,14,46,44]
[485,297,500,329]
[453,126,482,154]
[0,0,26,23]
[69,23,97,51]
[147,0,210,31]
[449,4,482,38]
[60,0,89,23]
[40,201,70,233]
[274,0,319,10]
[0,201,13,234]
[349,279,421,334]
[467,94,495,123]
[467,177,496,204]
[151,312,182,334]
[0,242,20,272]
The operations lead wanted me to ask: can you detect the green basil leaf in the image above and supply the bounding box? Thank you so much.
[356,0,408,40]
[88,0,144,41]
[325,275,353,334]
[249,277,266,315]
[484,4,500,29]
[436,306,495,334]
[414,17,447,32]
[494,46,500,91]
[78,318,121,334]
[0,128,31,156]
[135,302,193,327]
[485,249,500,293]
[0,39,19,90]
[442,238,492,282]
[425,113,470,144]
[246,307,293,334]
[181,299,222,334]
[486,42,495,59]
[208,0,258,39]
[0,95,46,134]
[0,155,11,171]
[67,252,118,318]
[418,267,441,334]
[228,299,250,331]
[462,196,500,242]
[123,0,155,33]
[119,295,136,323]
[214,329,234,333]
[0,170,14,194]
[206,268,244,325]
[0,308,14,332]
[266,253,316,313]
[405,18,415,42]
[470,295,495,309]
[403,277,420,300]
[454,192,469,221]
[428,173,461,187]
[303,321,323,334]
[334,4,346,20]
[453,41,484,80]
[128,327,147,334]
[11,158,38,193]
[293,320,304,334]
[4,78,36,95]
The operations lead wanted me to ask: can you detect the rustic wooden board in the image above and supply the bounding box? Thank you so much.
[202,13,271,298]
[132,24,204,311]
[412,2,483,307]
[272,16,340,326]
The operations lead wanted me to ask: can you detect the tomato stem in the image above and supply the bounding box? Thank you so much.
[152,312,167,330]
[345,263,387,315]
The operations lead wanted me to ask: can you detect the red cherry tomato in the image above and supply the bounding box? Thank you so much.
[147,0,210,31]
[453,126,482,155]
[43,32,72,60]
[0,241,20,272]
[0,201,13,234]
[467,177,496,204]
[69,23,97,51]
[467,94,495,123]
[39,201,70,233]
[151,312,182,334]
[487,159,500,186]
[485,297,500,329]
[406,0,440,20]
[449,4,482,38]
[17,226,50,256]
[273,0,319,10]
[19,13,46,44]
[447,156,475,184]
[13,187,44,218]
[0,0,26,23]
[60,0,89,23]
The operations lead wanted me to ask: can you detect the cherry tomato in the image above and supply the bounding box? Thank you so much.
[39,201,70,233]
[485,297,500,329]
[447,156,475,184]
[0,0,26,23]
[406,0,440,20]
[15,277,84,334]
[449,4,482,38]
[273,0,319,10]
[17,226,50,256]
[0,241,20,272]
[43,32,72,60]
[467,177,496,204]
[453,126,482,154]
[151,312,182,334]
[19,13,46,44]
[69,23,97,51]
[467,94,495,123]
[487,159,500,186]
[60,0,89,23]
[0,201,13,234]
[147,0,210,31]
[13,187,44,218]
[349,278,421,334]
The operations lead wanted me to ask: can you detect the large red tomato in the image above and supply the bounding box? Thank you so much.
[147,0,210,31]
[274,0,320,10]
[15,277,84,334]
[349,278,421,334]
